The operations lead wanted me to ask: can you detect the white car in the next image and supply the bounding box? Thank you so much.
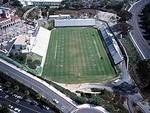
[53,99,59,104]
[14,108,21,113]
[8,105,13,109]
[43,105,50,110]
[0,88,2,92]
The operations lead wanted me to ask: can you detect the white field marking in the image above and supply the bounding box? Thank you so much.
[93,39,101,59]
[54,41,58,59]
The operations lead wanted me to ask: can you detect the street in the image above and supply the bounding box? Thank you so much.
[0,90,55,113]
[128,0,150,59]
[0,58,78,113]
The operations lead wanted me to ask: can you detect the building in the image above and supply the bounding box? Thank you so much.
[0,7,21,30]
[18,0,63,8]
[11,35,28,55]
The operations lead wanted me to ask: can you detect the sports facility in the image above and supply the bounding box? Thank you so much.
[42,27,116,83]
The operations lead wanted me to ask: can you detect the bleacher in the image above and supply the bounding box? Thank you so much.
[100,26,124,65]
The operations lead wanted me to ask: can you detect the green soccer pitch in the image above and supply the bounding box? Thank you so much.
[42,27,116,83]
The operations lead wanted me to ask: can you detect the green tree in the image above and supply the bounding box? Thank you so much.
[117,22,133,36]
[117,9,132,22]
[14,85,20,92]
[74,96,86,104]
[0,104,10,113]
[136,60,150,88]
[10,0,22,7]
[5,82,11,88]
[36,94,42,100]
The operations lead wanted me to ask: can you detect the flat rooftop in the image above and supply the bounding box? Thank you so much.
[31,27,51,57]
[14,35,27,45]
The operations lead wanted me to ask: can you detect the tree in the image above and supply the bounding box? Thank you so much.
[24,90,30,99]
[0,104,10,113]
[74,96,86,104]
[14,85,19,92]
[117,22,133,36]
[136,60,150,88]
[117,9,132,22]
[10,0,23,7]
[36,94,42,100]
[25,90,30,96]
[5,82,11,88]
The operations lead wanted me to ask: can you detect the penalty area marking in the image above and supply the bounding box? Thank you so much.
[54,40,58,59]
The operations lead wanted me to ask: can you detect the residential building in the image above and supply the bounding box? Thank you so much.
[0,7,21,29]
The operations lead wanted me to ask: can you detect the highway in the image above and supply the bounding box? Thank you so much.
[128,0,150,59]
[0,58,78,113]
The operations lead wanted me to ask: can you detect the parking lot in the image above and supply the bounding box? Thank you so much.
[0,87,56,113]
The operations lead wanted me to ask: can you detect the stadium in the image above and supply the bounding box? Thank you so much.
[42,19,123,84]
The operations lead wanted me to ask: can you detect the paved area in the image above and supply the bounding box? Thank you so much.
[73,108,104,113]
[128,0,150,59]
[0,90,55,113]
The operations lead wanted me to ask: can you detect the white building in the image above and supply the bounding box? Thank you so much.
[18,0,62,8]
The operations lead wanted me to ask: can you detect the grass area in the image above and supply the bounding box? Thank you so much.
[42,27,116,83]
[120,36,141,68]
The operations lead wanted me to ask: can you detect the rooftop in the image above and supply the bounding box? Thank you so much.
[31,27,51,57]
[14,35,27,45]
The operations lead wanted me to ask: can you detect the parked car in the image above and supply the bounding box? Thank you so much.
[53,99,59,104]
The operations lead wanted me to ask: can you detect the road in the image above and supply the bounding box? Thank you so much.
[0,58,77,113]
[128,0,150,59]
[0,91,55,113]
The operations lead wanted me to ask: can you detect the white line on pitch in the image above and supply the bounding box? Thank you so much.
[54,41,58,59]
[93,39,101,59]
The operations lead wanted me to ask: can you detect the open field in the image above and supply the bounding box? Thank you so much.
[42,27,116,83]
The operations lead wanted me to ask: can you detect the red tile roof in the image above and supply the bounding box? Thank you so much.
[10,15,20,21]
[0,17,9,22]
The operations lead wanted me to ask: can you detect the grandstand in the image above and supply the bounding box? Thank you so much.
[99,24,124,65]
[55,19,96,27]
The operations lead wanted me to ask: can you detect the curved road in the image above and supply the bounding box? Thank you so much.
[128,0,150,59]
[0,58,77,113]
